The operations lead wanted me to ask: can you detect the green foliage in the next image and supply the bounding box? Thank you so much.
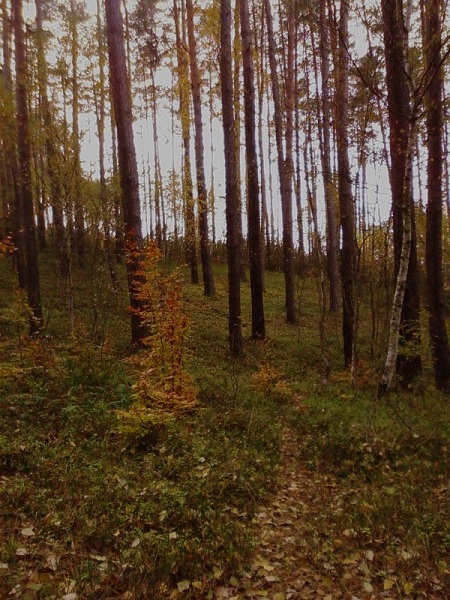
[0,253,449,597]
[290,383,450,592]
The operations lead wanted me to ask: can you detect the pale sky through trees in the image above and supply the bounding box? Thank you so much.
[23,0,415,242]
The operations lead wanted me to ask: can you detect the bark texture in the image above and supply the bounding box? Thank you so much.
[263,0,296,324]
[186,0,216,297]
[381,0,421,386]
[13,0,43,333]
[220,0,243,356]
[240,0,265,339]
[105,0,146,345]
[335,0,356,367]
[424,0,450,391]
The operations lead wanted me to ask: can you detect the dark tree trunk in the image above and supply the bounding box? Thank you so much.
[95,0,119,291]
[263,0,296,323]
[105,0,146,345]
[186,0,216,297]
[424,0,450,391]
[335,0,356,367]
[12,0,43,333]
[2,0,25,285]
[381,0,421,385]
[240,0,264,339]
[319,0,340,313]
[220,0,243,356]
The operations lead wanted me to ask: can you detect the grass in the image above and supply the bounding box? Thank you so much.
[0,249,449,598]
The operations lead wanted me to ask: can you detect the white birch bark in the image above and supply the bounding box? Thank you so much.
[378,124,415,396]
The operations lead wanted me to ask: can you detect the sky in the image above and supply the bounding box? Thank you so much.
[23,0,402,245]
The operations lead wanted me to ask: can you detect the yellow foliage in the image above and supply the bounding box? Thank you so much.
[252,363,291,403]
[116,242,198,438]
[0,236,15,257]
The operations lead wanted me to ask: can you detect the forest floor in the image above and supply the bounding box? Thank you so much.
[184,397,450,600]
[1,258,450,599]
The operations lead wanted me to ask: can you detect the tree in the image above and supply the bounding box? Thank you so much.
[35,0,70,279]
[240,0,264,339]
[380,0,421,390]
[220,0,243,356]
[105,0,146,345]
[186,0,216,297]
[263,0,296,324]
[94,0,119,290]
[1,0,26,287]
[173,0,199,284]
[424,0,450,391]
[67,0,86,266]
[318,0,339,313]
[12,0,43,333]
[334,0,356,368]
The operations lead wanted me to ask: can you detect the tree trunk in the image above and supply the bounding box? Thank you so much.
[234,0,246,282]
[240,0,265,340]
[95,0,119,291]
[186,0,216,297]
[173,0,198,284]
[424,0,450,391]
[381,0,421,386]
[378,124,414,395]
[35,0,70,278]
[335,0,356,367]
[2,0,25,285]
[263,0,296,323]
[253,2,270,268]
[220,0,243,356]
[105,0,146,345]
[12,0,43,333]
[319,0,340,313]
[69,0,85,266]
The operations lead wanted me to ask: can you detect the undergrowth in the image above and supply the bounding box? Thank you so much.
[0,252,449,598]
[0,257,281,598]
[290,383,450,596]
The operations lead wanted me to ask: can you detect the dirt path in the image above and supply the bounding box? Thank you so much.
[238,427,343,600]
[209,425,404,600]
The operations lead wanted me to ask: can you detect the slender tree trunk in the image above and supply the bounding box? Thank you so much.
[220,0,243,356]
[69,0,85,266]
[2,0,25,285]
[150,69,163,250]
[95,0,119,291]
[12,0,43,333]
[424,0,450,391]
[110,107,124,262]
[293,33,304,260]
[234,0,246,282]
[335,0,356,367]
[173,0,198,284]
[186,0,216,297]
[35,0,70,278]
[34,152,46,250]
[105,0,146,345]
[240,0,265,339]
[381,0,421,386]
[253,2,270,266]
[378,124,414,395]
[319,0,340,313]
[263,0,296,323]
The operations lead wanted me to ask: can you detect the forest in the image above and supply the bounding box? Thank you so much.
[1,0,450,597]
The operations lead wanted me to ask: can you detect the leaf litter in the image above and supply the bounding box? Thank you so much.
[167,396,449,599]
